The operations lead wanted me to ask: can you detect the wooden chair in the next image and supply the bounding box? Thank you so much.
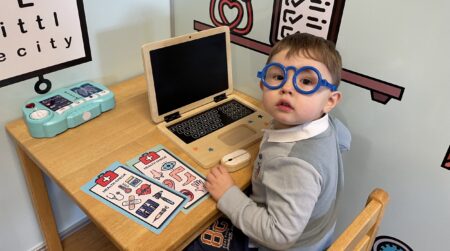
[328,188,389,251]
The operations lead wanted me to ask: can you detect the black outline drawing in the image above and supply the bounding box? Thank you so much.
[0,0,91,93]
[442,145,450,170]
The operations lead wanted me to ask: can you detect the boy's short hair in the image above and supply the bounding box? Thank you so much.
[267,32,342,86]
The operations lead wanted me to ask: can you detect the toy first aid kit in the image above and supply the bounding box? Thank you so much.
[22,82,115,138]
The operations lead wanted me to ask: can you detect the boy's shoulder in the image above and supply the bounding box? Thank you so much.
[329,116,351,152]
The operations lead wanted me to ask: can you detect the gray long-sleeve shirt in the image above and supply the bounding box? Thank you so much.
[218,115,351,250]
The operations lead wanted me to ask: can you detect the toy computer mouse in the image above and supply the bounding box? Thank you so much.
[220,149,251,172]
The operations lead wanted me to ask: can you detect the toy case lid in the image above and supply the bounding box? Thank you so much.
[141,26,233,123]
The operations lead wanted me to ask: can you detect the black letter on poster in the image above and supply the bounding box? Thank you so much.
[18,0,34,8]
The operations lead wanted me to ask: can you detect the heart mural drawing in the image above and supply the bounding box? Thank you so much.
[209,0,253,35]
[195,0,405,105]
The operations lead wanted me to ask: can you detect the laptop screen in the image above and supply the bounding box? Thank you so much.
[149,32,229,116]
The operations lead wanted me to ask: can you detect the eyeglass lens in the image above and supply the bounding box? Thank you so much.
[263,64,319,92]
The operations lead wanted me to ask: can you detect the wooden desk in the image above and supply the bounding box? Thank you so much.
[6,75,261,251]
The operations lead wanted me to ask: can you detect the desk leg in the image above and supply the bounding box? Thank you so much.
[16,146,63,251]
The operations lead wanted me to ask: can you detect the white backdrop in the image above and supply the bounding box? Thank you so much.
[0,1,171,250]
[0,0,89,85]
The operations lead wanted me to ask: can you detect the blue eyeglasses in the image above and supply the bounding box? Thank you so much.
[257,62,337,95]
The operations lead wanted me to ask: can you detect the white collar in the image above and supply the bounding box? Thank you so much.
[264,114,330,143]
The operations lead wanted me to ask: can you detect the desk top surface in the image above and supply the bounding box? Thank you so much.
[6,75,261,250]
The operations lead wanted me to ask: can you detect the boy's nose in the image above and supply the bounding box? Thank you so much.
[280,75,295,95]
[280,88,293,95]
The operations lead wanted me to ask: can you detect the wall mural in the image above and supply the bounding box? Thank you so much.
[373,235,413,251]
[194,0,404,105]
[197,1,447,169]
[193,0,415,249]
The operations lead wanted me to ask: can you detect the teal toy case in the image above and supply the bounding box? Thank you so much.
[22,81,115,138]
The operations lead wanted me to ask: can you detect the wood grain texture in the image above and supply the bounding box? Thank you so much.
[328,188,389,251]
[62,222,119,251]
[15,146,63,251]
[6,75,262,251]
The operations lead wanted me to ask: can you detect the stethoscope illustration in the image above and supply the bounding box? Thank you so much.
[107,191,124,201]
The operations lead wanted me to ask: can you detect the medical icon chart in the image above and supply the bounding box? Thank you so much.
[83,162,187,234]
[127,145,209,212]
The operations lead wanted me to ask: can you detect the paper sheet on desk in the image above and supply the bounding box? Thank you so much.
[81,162,188,234]
[126,144,209,213]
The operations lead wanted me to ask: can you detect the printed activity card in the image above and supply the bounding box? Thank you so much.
[82,162,188,234]
[127,145,209,212]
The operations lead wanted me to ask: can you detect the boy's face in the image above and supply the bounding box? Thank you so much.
[260,49,341,129]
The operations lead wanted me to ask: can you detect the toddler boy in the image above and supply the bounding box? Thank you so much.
[205,32,351,251]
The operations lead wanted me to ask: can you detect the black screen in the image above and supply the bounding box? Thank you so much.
[71,83,102,97]
[150,33,229,115]
[40,95,72,111]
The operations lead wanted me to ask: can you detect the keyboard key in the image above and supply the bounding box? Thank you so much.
[168,100,254,143]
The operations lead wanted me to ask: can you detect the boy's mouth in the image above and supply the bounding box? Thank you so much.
[276,100,294,111]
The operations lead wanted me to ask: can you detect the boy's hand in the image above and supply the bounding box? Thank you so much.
[206,165,235,201]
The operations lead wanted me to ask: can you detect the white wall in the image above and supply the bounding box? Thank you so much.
[0,1,171,250]
[336,1,450,249]
[173,0,450,250]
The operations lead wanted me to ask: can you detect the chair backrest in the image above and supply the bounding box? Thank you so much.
[328,188,389,251]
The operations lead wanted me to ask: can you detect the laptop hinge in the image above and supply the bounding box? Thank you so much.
[164,112,181,122]
[214,93,227,102]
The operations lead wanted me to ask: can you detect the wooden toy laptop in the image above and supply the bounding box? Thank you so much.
[141,26,271,168]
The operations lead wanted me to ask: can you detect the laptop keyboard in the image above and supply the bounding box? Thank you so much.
[168,99,255,143]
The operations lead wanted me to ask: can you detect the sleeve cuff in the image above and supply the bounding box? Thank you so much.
[217,185,250,218]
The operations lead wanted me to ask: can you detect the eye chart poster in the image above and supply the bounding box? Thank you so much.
[0,0,91,87]
[270,0,342,44]
[127,145,209,212]
[82,162,188,234]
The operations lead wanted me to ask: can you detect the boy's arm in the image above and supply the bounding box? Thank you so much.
[217,157,322,250]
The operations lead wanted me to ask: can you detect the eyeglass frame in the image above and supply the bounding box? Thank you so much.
[256,62,338,95]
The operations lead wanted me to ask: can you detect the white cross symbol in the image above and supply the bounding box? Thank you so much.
[103,176,111,182]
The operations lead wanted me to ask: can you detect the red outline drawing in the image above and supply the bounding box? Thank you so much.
[195,0,406,104]
[210,0,253,35]
[194,21,404,104]
[342,68,404,104]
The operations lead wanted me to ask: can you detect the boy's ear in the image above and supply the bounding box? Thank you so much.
[259,81,264,90]
[323,91,342,113]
